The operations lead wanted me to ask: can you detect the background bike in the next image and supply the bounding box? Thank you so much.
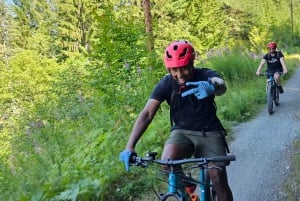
[130,152,236,201]
[260,72,283,115]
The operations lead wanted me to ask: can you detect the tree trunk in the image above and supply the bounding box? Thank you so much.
[143,0,154,51]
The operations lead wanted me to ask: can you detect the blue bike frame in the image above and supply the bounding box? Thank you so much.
[167,166,213,201]
[267,74,276,89]
[199,168,206,201]
[130,153,235,201]
[168,171,189,200]
[266,73,281,114]
[168,172,177,193]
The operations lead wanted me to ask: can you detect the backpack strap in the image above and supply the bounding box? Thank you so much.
[169,77,185,127]
[170,79,174,126]
[170,77,176,127]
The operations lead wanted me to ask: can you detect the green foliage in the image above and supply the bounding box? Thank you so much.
[217,81,266,122]
[152,0,234,53]
[200,49,259,82]
[224,0,300,50]
[249,27,272,53]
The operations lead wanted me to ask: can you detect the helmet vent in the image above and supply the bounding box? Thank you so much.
[166,51,172,59]
[179,48,188,57]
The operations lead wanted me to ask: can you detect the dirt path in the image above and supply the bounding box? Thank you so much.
[227,67,300,201]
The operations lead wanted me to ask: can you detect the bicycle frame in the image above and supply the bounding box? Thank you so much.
[164,166,209,201]
[265,73,280,114]
[130,153,236,201]
[267,75,278,97]
[163,166,210,201]
[199,168,210,201]
[162,169,188,201]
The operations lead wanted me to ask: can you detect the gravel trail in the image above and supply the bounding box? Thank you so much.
[227,67,300,201]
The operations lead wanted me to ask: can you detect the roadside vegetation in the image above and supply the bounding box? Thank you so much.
[1,0,300,200]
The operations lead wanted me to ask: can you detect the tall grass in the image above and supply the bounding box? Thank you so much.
[199,50,265,124]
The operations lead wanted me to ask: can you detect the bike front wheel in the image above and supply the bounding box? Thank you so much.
[274,86,280,105]
[160,193,182,201]
[267,84,273,114]
[205,170,217,201]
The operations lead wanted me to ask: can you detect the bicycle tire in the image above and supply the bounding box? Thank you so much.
[160,193,182,201]
[204,170,217,201]
[210,187,217,201]
[267,84,273,114]
[274,85,280,105]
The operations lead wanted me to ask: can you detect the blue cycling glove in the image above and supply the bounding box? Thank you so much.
[119,150,136,171]
[181,81,215,99]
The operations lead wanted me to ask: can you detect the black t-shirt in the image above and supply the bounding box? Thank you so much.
[150,68,225,132]
[263,51,284,73]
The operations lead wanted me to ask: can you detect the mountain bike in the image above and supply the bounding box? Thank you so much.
[130,152,236,201]
[260,72,282,115]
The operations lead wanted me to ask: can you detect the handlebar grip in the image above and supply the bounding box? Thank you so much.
[129,152,137,163]
[209,155,236,162]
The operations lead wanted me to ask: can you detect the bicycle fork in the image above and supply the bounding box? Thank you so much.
[168,173,178,193]
[166,172,189,201]
[199,168,207,201]
[199,167,216,201]
[268,80,279,103]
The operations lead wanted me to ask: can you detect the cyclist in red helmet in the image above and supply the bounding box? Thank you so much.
[256,42,288,93]
[120,40,234,201]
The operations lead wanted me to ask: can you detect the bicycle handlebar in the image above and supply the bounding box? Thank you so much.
[259,72,284,76]
[130,152,236,168]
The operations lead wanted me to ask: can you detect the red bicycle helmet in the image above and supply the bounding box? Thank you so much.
[164,40,195,68]
[267,42,277,49]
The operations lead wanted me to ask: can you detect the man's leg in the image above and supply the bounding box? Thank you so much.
[209,166,233,201]
[274,72,284,93]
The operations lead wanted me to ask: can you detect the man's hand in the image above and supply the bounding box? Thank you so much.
[181,81,215,99]
[119,150,136,171]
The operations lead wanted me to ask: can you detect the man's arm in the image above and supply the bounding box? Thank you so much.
[256,59,267,75]
[210,77,227,96]
[280,57,288,74]
[125,99,161,151]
